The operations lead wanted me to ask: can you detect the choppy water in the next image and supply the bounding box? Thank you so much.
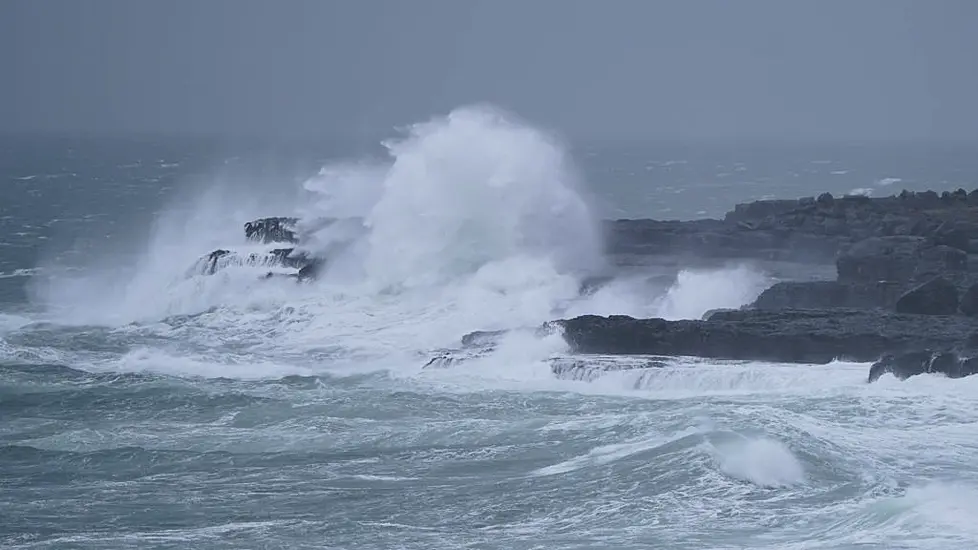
[3,106,978,549]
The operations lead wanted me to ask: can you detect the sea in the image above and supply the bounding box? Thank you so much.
[3,105,978,549]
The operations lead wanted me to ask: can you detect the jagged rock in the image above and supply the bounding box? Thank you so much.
[192,247,320,278]
[551,309,978,364]
[244,217,299,244]
[868,350,978,382]
[200,249,232,275]
[895,277,960,315]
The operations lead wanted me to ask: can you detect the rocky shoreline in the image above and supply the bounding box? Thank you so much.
[200,187,978,383]
[566,187,978,383]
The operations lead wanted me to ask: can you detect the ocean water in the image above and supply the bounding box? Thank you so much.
[3,106,978,549]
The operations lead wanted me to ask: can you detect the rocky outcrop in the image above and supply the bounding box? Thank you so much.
[222,188,978,385]
[244,217,299,244]
[607,188,978,263]
[191,246,317,277]
[894,277,960,315]
[551,309,978,365]
[751,280,905,310]
[868,350,978,382]
[190,216,321,280]
[836,237,968,284]
[749,234,974,313]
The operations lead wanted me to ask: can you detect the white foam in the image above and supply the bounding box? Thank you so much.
[105,347,317,380]
[27,105,618,378]
[0,312,31,334]
[709,435,806,488]
[563,358,870,398]
[532,432,677,477]
[652,264,771,320]
[0,267,40,279]
[16,106,856,392]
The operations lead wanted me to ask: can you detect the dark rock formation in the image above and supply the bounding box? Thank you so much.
[193,247,317,276]
[222,188,978,384]
[604,217,842,263]
[200,249,232,276]
[836,237,967,284]
[894,277,960,315]
[607,188,978,264]
[551,309,978,365]
[190,216,325,280]
[868,350,978,382]
[751,280,905,310]
[244,217,299,244]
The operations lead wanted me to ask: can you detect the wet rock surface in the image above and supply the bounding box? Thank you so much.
[552,309,978,365]
[555,189,978,382]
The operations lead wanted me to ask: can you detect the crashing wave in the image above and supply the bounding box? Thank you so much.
[188,216,362,281]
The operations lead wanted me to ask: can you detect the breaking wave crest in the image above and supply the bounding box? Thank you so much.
[26,105,769,380]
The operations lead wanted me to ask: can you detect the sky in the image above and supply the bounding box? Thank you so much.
[1,0,977,141]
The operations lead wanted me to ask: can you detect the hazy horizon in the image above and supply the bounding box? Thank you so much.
[3,0,977,142]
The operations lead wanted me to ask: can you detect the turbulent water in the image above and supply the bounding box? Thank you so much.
[3,106,978,549]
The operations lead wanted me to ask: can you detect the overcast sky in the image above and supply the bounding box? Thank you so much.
[2,0,976,141]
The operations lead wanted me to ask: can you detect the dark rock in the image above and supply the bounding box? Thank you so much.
[916,245,968,280]
[836,236,923,283]
[932,221,971,251]
[867,350,934,382]
[751,280,905,310]
[552,309,978,364]
[193,246,322,279]
[868,350,978,382]
[607,188,978,266]
[816,192,834,207]
[836,237,966,284]
[201,249,231,275]
[296,260,324,281]
[724,200,800,224]
[702,308,740,321]
[895,277,959,315]
[244,217,299,244]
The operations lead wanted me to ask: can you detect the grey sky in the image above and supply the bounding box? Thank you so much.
[2,0,976,141]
